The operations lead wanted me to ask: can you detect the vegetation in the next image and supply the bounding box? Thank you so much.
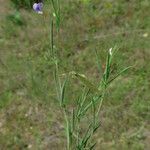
[10,0,34,9]
[0,0,149,149]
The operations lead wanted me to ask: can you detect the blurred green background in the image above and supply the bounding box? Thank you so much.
[0,0,150,149]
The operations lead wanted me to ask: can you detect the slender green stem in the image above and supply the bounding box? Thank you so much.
[63,108,71,150]
[96,90,106,116]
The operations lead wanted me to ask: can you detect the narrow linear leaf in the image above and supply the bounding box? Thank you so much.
[78,95,102,117]
[104,51,111,81]
[80,123,93,148]
[72,109,75,131]
[71,72,99,92]
[89,142,97,150]
[77,89,90,119]
[60,76,68,106]
[108,66,133,85]
[93,122,101,133]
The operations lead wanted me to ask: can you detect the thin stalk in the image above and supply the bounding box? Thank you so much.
[63,108,71,150]
[96,90,106,116]
[50,19,54,57]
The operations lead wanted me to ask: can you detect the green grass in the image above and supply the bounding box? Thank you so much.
[0,0,150,149]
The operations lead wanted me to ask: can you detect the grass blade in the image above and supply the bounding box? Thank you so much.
[108,66,133,85]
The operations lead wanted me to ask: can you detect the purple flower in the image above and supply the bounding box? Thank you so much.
[33,3,43,12]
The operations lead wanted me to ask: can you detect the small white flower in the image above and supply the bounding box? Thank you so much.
[109,48,112,55]
[53,12,56,17]
[143,33,148,38]
[38,11,43,14]
[28,144,32,149]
